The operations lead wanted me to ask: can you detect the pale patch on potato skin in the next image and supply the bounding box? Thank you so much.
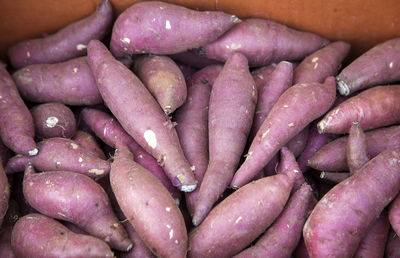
[144,130,157,149]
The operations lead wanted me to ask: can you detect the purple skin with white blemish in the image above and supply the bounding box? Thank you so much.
[31,102,76,139]
[134,55,187,115]
[336,38,400,96]
[386,230,400,258]
[5,137,110,179]
[12,56,102,105]
[81,108,181,202]
[110,142,188,258]
[87,40,196,192]
[0,63,37,156]
[72,130,106,160]
[22,166,132,251]
[173,64,222,215]
[231,77,336,188]
[110,1,240,57]
[202,18,329,67]
[8,0,113,69]
[11,213,114,257]
[308,125,400,172]
[192,52,257,226]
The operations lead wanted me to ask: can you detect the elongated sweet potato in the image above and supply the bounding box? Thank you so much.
[202,18,329,67]
[81,108,181,202]
[11,213,114,257]
[5,137,110,178]
[233,183,313,258]
[318,85,400,134]
[386,230,400,258]
[231,77,336,188]
[336,38,400,96]
[12,56,102,105]
[88,40,196,192]
[0,63,37,156]
[389,194,400,236]
[110,142,187,258]
[173,65,222,215]
[308,125,400,172]
[8,0,113,69]
[72,130,106,159]
[303,148,400,257]
[193,52,257,225]
[110,1,240,56]
[347,121,369,174]
[189,170,296,257]
[23,165,132,251]
[31,102,76,139]
[134,55,187,114]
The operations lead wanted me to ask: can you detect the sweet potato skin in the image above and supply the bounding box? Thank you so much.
[72,130,106,159]
[31,102,76,139]
[12,56,102,105]
[88,40,196,192]
[303,148,400,257]
[134,55,187,114]
[8,0,113,69]
[0,63,37,156]
[110,1,239,56]
[110,142,188,258]
[347,121,369,174]
[11,213,114,257]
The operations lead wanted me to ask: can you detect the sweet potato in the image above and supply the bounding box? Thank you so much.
[192,52,257,225]
[134,55,187,115]
[286,126,310,158]
[0,162,10,227]
[277,147,305,191]
[251,64,276,91]
[293,41,350,84]
[87,40,196,192]
[170,51,221,69]
[386,230,400,258]
[5,137,110,178]
[318,85,400,134]
[347,121,369,174]
[0,63,37,156]
[336,38,400,96]
[389,194,400,236]
[23,165,132,251]
[318,171,350,184]
[31,102,76,139]
[0,199,19,258]
[201,18,329,67]
[12,56,102,105]
[11,213,114,257]
[188,170,296,257]
[72,130,106,159]
[303,148,400,257]
[233,183,313,258]
[81,108,181,202]
[110,142,187,258]
[173,65,222,215]
[308,125,400,172]
[231,77,336,188]
[110,1,240,56]
[8,0,113,69]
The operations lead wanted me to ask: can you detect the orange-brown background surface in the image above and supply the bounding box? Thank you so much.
[0,0,399,61]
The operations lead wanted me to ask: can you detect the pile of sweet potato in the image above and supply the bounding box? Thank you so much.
[1,0,400,257]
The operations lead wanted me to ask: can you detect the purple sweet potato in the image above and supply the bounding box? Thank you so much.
[134,55,187,115]
[110,142,187,258]
[347,121,369,174]
[81,108,181,202]
[0,162,10,227]
[5,137,110,178]
[110,1,240,56]
[173,65,222,215]
[11,213,114,257]
[0,63,37,156]
[233,183,313,258]
[277,147,305,191]
[0,199,19,258]
[336,38,400,96]
[318,85,400,134]
[72,130,106,159]
[303,148,400,257]
[318,171,350,184]
[231,77,336,188]
[31,102,76,139]
[88,40,196,192]
[192,52,257,225]
[188,170,296,257]
[8,0,113,69]
[12,56,102,105]
[293,41,350,84]
[202,18,329,67]
[170,50,221,69]
[389,194,400,236]
[23,165,132,251]
[386,230,400,258]
[308,125,400,172]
